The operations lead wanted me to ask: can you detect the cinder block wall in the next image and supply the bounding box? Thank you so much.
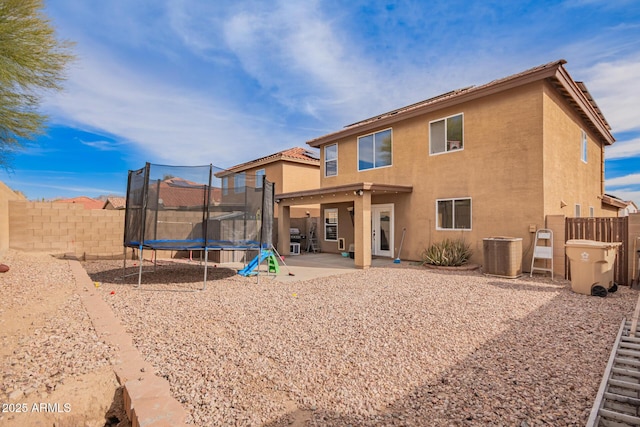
[0,182,26,255]
[8,200,129,259]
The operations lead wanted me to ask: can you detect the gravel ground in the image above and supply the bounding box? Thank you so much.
[0,250,126,427]
[82,259,638,426]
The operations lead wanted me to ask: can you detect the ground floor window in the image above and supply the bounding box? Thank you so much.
[324,208,338,241]
[436,198,471,230]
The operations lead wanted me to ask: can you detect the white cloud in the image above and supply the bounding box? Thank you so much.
[221,0,407,124]
[605,174,640,208]
[604,173,640,208]
[79,139,120,151]
[585,56,640,133]
[603,187,640,207]
[606,173,640,188]
[42,43,300,168]
[606,137,640,160]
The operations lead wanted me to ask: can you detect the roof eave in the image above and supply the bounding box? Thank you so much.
[307,60,615,148]
[307,63,564,148]
[222,155,319,175]
[551,66,615,145]
[601,194,628,209]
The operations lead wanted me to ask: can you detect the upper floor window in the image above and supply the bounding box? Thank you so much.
[575,204,581,217]
[234,172,245,194]
[430,113,464,155]
[358,129,392,171]
[325,144,337,177]
[222,177,228,195]
[589,206,594,217]
[581,130,587,163]
[255,168,265,189]
[436,197,471,230]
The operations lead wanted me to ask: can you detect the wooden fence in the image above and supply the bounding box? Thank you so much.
[565,217,629,285]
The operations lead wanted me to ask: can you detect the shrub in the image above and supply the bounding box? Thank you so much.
[422,238,472,267]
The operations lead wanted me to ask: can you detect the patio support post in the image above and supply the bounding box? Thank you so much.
[354,191,372,269]
[277,203,291,255]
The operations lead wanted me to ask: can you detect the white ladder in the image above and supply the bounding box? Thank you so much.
[530,229,553,279]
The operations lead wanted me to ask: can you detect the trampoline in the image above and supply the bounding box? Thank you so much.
[123,162,274,289]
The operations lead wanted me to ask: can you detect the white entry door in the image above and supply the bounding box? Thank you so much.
[372,204,394,257]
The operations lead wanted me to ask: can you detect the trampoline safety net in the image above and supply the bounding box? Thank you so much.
[124,163,274,252]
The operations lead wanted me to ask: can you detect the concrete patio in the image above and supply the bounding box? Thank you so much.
[224,251,408,283]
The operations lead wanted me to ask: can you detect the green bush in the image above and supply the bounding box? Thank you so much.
[422,238,472,267]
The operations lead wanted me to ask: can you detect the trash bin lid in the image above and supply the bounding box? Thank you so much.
[565,239,622,248]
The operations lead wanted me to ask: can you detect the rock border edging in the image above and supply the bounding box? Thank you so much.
[68,260,188,427]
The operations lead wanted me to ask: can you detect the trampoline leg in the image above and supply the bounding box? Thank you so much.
[137,246,143,288]
[202,249,208,291]
[122,246,126,282]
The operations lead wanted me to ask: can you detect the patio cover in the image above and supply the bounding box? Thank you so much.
[275,182,413,269]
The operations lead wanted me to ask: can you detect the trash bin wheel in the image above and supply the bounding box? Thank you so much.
[608,283,618,293]
[591,285,608,298]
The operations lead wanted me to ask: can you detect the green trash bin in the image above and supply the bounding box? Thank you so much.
[565,239,621,297]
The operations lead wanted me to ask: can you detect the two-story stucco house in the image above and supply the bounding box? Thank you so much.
[275,60,617,270]
[219,146,320,219]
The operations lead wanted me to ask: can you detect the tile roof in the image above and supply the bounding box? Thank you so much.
[225,147,320,173]
[149,177,222,208]
[56,196,104,209]
[103,196,126,209]
[307,59,614,147]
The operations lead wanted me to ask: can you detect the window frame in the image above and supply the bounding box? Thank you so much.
[221,176,228,196]
[324,208,338,241]
[589,206,594,217]
[435,197,472,230]
[357,128,393,171]
[581,130,588,163]
[255,168,265,190]
[234,172,245,194]
[429,113,464,155]
[324,144,338,177]
[575,204,581,218]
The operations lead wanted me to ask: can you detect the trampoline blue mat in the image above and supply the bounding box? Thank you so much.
[125,239,264,250]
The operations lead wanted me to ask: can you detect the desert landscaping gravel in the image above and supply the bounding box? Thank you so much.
[0,251,125,427]
[80,258,638,426]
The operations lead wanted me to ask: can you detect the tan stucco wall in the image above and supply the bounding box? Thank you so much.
[240,161,320,219]
[8,200,129,259]
[0,182,26,255]
[319,203,355,253]
[542,81,612,218]
[315,80,611,269]
[318,82,550,266]
[280,162,320,193]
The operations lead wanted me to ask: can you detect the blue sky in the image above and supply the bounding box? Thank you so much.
[1,0,639,207]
